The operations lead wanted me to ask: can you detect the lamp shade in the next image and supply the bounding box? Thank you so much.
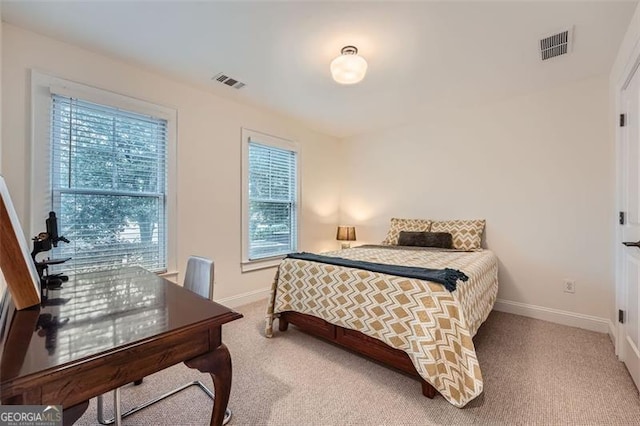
[336,226,356,241]
[330,46,368,85]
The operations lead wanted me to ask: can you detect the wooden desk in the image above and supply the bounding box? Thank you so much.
[0,266,242,426]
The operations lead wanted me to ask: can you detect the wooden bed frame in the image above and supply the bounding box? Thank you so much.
[277,311,437,398]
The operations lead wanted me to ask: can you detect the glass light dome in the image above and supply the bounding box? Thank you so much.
[330,46,368,85]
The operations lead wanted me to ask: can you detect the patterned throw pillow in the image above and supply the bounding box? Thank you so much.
[430,220,486,250]
[381,218,432,245]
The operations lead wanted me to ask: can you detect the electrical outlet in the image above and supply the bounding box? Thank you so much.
[563,279,576,294]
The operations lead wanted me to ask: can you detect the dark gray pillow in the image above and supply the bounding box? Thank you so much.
[397,231,453,249]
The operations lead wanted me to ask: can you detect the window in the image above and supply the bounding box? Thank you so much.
[242,129,298,271]
[50,95,168,272]
[31,72,177,275]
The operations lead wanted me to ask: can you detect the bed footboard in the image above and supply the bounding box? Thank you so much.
[277,311,437,399]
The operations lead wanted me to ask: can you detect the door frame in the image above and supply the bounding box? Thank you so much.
[615,38,640,358]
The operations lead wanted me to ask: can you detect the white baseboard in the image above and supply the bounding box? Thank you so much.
[216,287,271,309]
[608,320,617,346]
[493,298,610,333]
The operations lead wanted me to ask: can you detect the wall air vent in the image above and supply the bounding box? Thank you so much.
[539,28,573,61]
[212,72,246,89]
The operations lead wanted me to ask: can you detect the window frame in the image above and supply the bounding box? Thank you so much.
[241,128,300,272]
[30,70,177,275]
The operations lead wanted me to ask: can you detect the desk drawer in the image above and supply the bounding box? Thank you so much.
[41,327,210,407]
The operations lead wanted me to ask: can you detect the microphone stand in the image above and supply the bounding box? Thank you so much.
[31,211,71,300]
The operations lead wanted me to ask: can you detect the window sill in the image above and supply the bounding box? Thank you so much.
[241,256,284,273]
[158,270,179,280]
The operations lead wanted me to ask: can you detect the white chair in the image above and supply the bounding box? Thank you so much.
[97,256,232,425]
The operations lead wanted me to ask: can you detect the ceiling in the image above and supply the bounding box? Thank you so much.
[1,1,637,138]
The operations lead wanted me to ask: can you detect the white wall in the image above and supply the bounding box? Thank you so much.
[339,75,612,320]
[1,24,341,302]
[0,20,623,324]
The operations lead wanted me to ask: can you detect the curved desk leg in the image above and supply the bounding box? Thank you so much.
[185,343,232,426]
[63,400,89,426]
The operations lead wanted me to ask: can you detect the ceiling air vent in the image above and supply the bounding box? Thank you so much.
[539,28,573,61]
[212,72,246,89]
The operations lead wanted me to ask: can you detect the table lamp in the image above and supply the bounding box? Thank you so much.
[336,226,356,249]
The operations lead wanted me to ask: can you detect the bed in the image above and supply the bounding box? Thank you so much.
[265,220,498,408]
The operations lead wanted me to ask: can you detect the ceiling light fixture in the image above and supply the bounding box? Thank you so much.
[330,46,368,85]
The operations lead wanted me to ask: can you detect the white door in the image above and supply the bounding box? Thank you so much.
[619,64,640,391]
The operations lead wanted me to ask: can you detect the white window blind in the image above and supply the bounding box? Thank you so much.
[50,94,168,273]
[247,140,298,260]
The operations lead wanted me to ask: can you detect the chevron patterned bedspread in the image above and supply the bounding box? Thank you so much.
[265,246,498,407]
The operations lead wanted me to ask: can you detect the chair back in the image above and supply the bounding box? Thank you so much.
[184,256,214,300]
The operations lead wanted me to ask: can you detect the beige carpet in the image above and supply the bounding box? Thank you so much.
[76,300,640,425]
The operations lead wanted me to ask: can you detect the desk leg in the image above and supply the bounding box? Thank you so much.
[63,400,89,426]
[185,343,232,426]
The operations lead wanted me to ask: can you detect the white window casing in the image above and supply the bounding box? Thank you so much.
[30,70,177,275]
[241,128,299,272]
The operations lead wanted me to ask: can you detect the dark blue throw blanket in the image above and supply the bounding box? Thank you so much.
[286,252,468,292]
